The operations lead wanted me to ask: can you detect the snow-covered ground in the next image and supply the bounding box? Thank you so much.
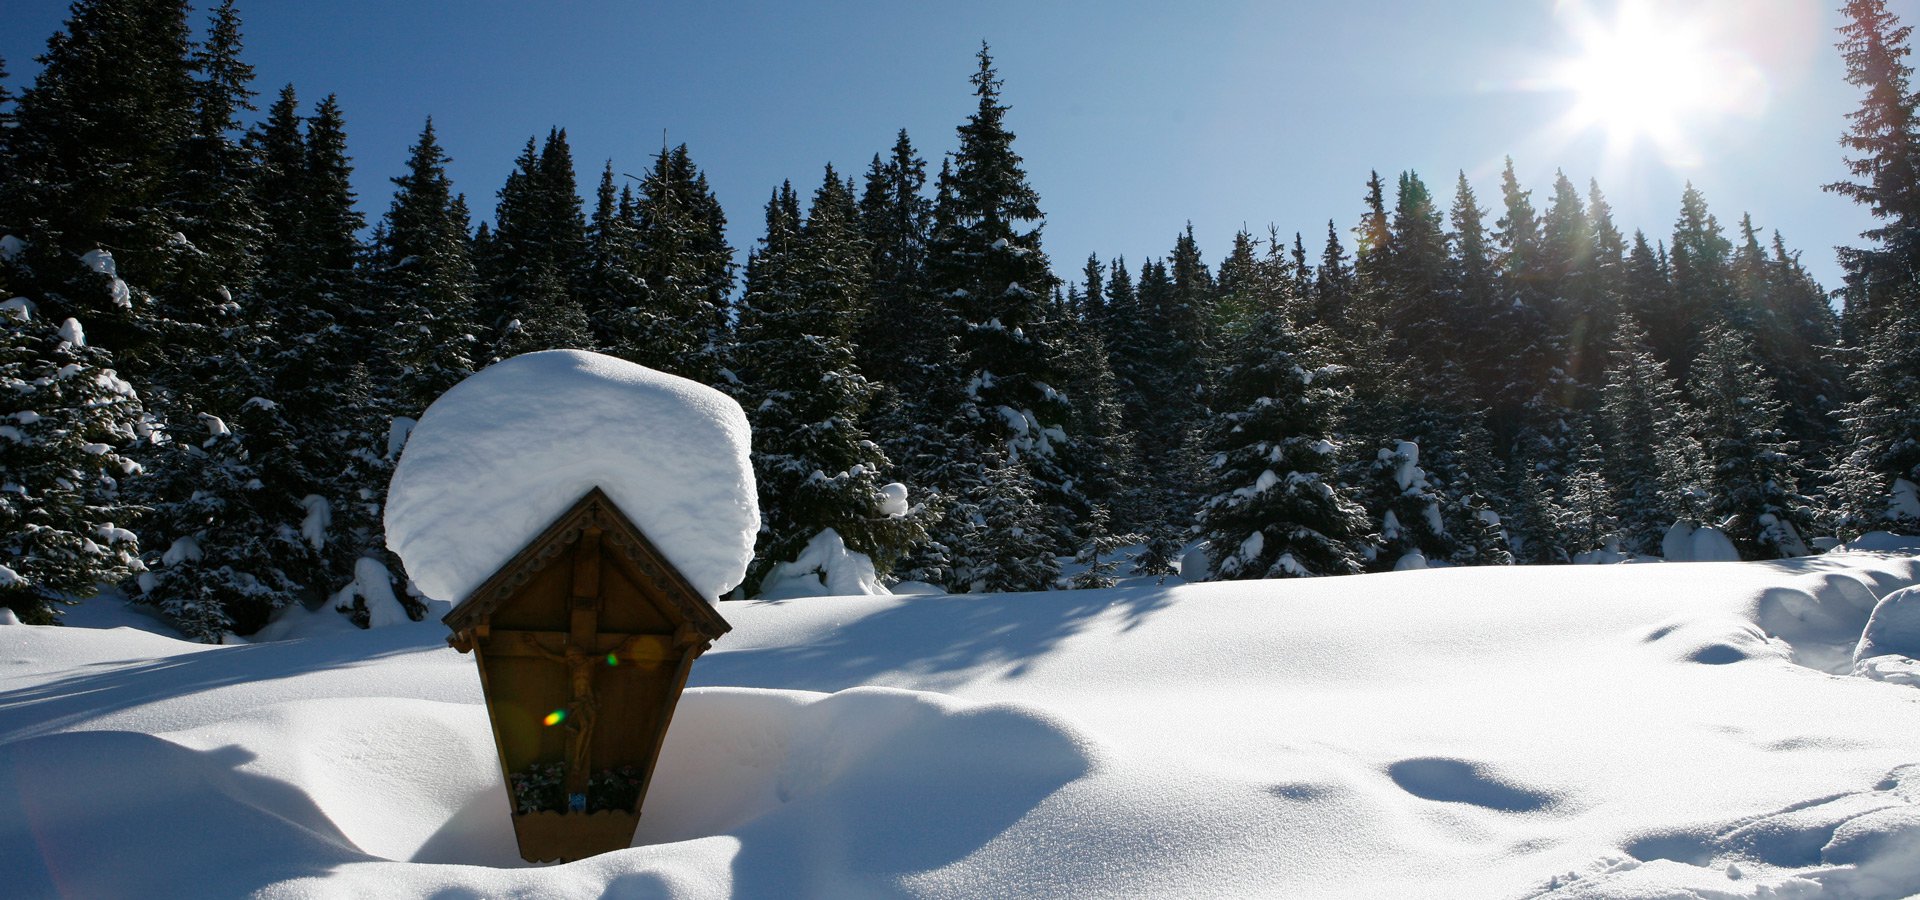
[6,543,1920,898]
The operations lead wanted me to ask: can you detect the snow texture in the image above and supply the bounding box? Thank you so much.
[386,350,758,603]
[1895,479,1920,523]
[1663,521,1742,562]
[1857,586,1920,664]
[5,539,1920,897]
[878,482,910,517]
[757,528,888,600]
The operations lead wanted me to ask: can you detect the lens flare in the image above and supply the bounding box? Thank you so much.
[606,653,619,666]
[1537,0,1771,168]
[543,709,566,727]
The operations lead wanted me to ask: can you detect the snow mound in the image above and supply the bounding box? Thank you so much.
[1836,531,1920,555]
[1856,586,1920,664]
[385,350,758,603]
[758,528,888,599]
[1663,521,1741,562]
[1559,764,1920,897]
[0,686,1094,898]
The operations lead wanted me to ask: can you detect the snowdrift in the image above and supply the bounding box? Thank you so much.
[6,544,1920,897]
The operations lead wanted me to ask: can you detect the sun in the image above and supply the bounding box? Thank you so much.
[1542,1,1765,165]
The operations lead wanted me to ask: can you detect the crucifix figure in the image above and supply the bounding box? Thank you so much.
[519,631,665,797]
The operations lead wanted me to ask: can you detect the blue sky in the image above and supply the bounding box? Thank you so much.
[3,0,1903,292]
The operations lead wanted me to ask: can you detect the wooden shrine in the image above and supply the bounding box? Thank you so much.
[444,487,731,863]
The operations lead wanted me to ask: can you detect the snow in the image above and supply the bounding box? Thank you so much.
[878,482,910,517]
[757,528,888,599]
[299,495,331,551]
[385,350,758,604]
[161,535,202,567]
[0,234,23,260]
[386,416,416,460]
[0,297,29,321]
[1895,479,1920,523]
[79,249,132,309]
[7,542,1920,896]
[333,556,409,629]
[1663,521,1742,562]
[55,318,83,346]
[1857,586,1920,663]
[0,564,21,588]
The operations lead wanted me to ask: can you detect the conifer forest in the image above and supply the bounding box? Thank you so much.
[2,0,1919,643]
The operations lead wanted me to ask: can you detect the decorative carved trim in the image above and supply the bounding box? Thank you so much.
[443,487,732,641]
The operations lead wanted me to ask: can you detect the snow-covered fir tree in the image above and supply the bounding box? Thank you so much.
[0,299,145,624]
[922,45,1081,573]
[1830,294,1920,536]
[604,144,733,385]
[957,451,1060,593]
[479,130,594,359]
[1598,317,1708,555]
[1194,302,1368,580]
[734,170,929,595]
[1689,326,1815,558]
[372,118,481,415]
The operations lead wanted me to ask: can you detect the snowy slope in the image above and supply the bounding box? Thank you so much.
[5,547,1920,898]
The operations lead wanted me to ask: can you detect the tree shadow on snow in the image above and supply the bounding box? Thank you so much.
[0,625,449,743]
[694,584,1175,693]
[0,730,373,898]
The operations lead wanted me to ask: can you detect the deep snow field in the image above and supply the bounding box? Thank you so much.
[7,541,1920,899]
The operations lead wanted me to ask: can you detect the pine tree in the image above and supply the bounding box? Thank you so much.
[0,301,144,624]
[1489,159,1565,459]
[167,0,264,334]
[605,145,733,384]
[0,0,196,359]
[1194,301,1367,580]
[583,162,648,352]
[1310,220,1356,332]
[735,170,929,594]
[958,451,1060,593]
[1829,0,1920,342]
[855,129,935,393]
[481,130,592,359]
[1830,292,1920,536]
[373,118,481,414]
[923,45,1078,563]
[1689,327,1814,558]
[1664,184,1737,381]
[1599,317,1708,554]
[1381,171,1455,378]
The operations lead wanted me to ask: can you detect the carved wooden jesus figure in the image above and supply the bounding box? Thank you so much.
[520,632,660,794]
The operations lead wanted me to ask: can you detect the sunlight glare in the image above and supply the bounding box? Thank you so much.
[1544,0,1769,167]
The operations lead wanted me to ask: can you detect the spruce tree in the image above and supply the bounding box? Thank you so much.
[1194,301,1367,580]
[0,300,145,624]
[1599,317,1708,554]
[481,130,592,358]
[924,45,1077,563]
[1830,293,1920,536]
[734,170,928,594]
[1828,0,1920,341]
[1689,327,1814,557]
[0,0,196,359]
[855,129,935,393]
[958,451,1060,593]
[605,144,733,384]
[373,118,481,414]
